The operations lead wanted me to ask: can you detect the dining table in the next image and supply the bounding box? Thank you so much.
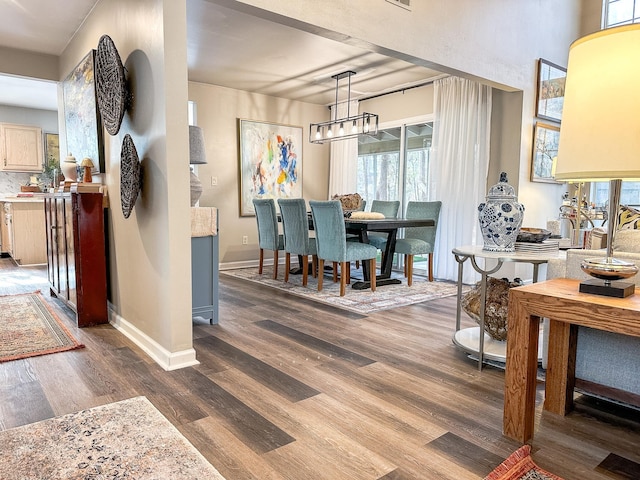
[344,217,435,289]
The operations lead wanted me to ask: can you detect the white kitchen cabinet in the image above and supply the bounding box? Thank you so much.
[0,202,11,255]
[4,200,46,265]
[0,123,43,172]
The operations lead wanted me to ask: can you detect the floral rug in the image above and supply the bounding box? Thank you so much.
[485,445,565,480]
[0,291,84,363]
[0,396,226,479]
[222,265,462,314]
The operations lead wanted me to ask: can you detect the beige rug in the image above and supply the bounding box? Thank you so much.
[0,396,226,479]
[0,291,84,363]
[222,265,461,314]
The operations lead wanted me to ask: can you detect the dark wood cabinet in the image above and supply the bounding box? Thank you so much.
[45,191,107,327]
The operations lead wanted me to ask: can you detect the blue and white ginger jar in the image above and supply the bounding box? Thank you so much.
[478,172,524,252]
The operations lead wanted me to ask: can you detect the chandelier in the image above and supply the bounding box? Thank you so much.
[309,70,379,144]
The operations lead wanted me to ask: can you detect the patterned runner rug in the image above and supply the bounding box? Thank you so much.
[222,265,461,314]
[485,445,565,480]
[0,396,226,479]
[0,291,84,363]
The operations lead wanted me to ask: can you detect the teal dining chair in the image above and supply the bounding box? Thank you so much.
[277,198,317,286]
[252,198,284,279]
[309,200,377,296]
[367,200,401,251]
[397,201,442,285]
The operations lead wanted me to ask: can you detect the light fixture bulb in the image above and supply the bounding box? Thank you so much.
[327,126,333,138]
[315,126,321,140]
[352,120,358,133]
[338,122,344,135]
[363,118,370,133]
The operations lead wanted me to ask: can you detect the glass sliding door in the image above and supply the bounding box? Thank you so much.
[357,126,401,202]
[356,119,433,273]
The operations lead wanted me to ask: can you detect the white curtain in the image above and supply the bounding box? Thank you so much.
[431,76,492,284]
[328,100,359,198]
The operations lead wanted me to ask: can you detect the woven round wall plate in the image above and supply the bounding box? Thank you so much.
[120,134,141,219]
[96,34,126,135]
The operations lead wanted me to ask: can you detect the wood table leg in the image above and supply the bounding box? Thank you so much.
[503,295,541,443]
[544,319,577,415]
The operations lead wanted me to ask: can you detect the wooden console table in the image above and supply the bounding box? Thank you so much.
[503,278,640,442]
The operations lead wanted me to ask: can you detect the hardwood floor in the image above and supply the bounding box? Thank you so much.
[1,256,639,479]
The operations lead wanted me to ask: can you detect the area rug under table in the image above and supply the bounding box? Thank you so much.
[0,291,84,363]
[0,396,226,479]
[485,445,565,480]
[222,265,461,314]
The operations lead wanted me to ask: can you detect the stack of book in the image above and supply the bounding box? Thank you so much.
[514,239,560,253]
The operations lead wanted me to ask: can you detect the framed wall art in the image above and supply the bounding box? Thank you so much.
[535,58,566,123]
[238,119,303,216]
[63,50,105,173]
[44,133,59,166]
[531,122,561,183]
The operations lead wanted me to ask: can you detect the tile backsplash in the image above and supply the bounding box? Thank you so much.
[0,171,32,195]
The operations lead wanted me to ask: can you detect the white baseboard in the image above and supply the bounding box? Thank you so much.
[220,258,287,271]
[108,304,199,371]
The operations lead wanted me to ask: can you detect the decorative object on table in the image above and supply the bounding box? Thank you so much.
[0,397,226,479]
[461,277,523,342]
[535,58,567,124]
[514,240,559,254]
[95,34,127,135]
[309,70,378,144]
[189,125,207,207]
[238,119,302,216]
[516,227,552,243]
[478,172,524,252]
[332,192,363,212]
[80,157,94,183]
[484,444,564,480]
[530,122,561,183]
[348,211,384,220]
[62,49,105,174]
[555,24,640,298]
[120,134,142,219]
[61,152,78,182]
[0,292,84,363]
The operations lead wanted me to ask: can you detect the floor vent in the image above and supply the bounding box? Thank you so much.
[385,0,411,10]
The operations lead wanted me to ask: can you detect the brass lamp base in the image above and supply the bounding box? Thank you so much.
[580,257,638,298]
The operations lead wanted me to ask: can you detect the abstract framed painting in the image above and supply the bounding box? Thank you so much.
[238,119,303,216]
[535,58,566,123]
[63,50,105,174]
[531,122,561,184]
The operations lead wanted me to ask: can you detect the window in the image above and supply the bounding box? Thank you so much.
[603,0,640,28]
[591,181,640,208]
[357,120,433,210]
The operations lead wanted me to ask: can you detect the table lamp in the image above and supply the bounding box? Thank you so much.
[555,24,640,298]
[189,125,207,206]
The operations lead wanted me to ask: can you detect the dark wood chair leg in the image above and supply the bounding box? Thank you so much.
[370,259,376,292]
[302,255,309,286]
[259,249,264,274]
[284,253,290,282]
[339,261,347,296]
[346,262,351,284]
[332,262,338,283]
[273,250,279,279]
[407,254,414,286]
[428,252,434,281]
[317,259,324,291]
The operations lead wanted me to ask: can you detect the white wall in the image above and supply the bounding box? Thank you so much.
[189,81,329,265]
[59,0,194,369]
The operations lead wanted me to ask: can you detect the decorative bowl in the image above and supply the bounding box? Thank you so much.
[516,227,552,243]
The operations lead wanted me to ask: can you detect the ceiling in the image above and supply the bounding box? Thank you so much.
[0,0,445,111]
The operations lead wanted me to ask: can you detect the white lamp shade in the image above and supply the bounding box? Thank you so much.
[555,24,640,182]
[189,125,207,165]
